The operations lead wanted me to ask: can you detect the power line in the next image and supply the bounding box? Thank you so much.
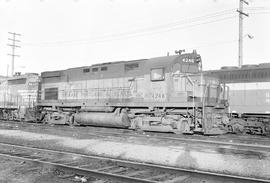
[246,6,270,10]
[23,9,236,47]
[7,32,21,76]
[186,39,238,50]
[250,12,270,14]
[24,16,237,47]
[246,7,270,14]
[87,16,237,44]
[107,9,236,37]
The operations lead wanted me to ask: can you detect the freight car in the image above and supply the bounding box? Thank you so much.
[205,64,270,135]
[38,50,230,135]
[0,73,40,121]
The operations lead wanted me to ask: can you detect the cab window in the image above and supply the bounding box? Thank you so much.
[151,68,165,81]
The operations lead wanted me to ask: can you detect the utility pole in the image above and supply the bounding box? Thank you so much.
[7,32,21,76]
[237,0,249,67]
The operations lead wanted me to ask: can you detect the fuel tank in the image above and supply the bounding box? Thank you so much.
[74,108,130,128]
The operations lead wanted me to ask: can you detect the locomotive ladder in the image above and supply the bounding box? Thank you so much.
[0,142,267,183]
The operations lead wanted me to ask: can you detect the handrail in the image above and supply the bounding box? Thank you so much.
[185,74,195,120]
[202,83,210,124]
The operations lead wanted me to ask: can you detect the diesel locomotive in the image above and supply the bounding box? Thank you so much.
[0,73,40,121]
[38,50,229,135]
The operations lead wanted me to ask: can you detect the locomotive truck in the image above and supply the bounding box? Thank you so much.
[38,50,229,135]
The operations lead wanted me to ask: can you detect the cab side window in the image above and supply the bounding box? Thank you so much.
[151,68,165,81]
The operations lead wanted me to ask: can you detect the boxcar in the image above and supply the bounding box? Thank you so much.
[205,63,270,134]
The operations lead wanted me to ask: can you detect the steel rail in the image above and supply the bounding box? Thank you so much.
[1,119,269,150]
[1,119,270,148]
[80,129,270,150]
[0,152,157,183]
[0,142,268,183]
[1,120,270,157]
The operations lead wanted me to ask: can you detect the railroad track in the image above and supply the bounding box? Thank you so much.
[1,120,270,154]
[1,119,270,150]
[2,118,270,142]
[1,118,270,144]
[80,129,270,151]
[0,142,267,183]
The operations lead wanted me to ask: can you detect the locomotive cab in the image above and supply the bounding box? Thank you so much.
[169,71,229,135]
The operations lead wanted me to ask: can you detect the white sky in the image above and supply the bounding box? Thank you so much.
[0,0,270,76]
